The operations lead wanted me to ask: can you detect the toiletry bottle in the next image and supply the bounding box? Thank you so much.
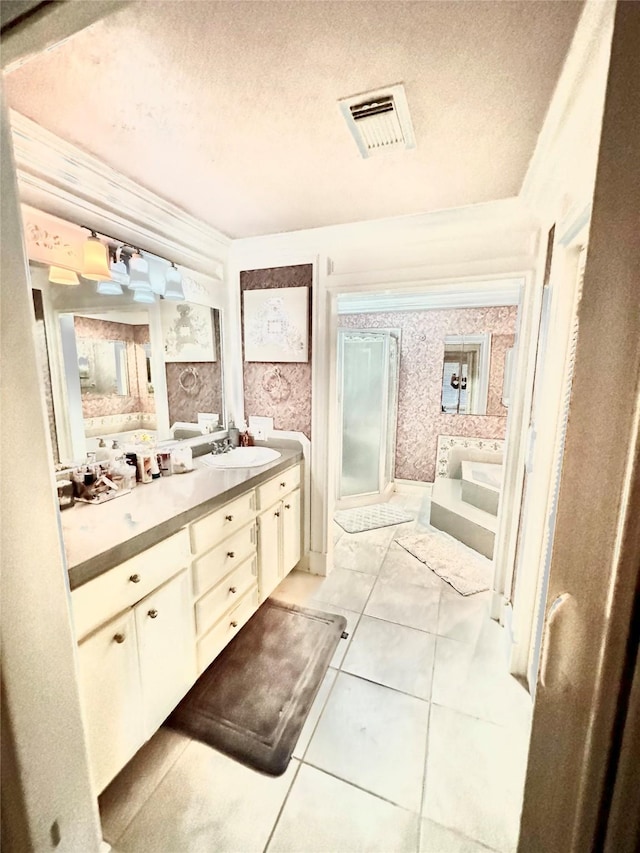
[228,420,240,447]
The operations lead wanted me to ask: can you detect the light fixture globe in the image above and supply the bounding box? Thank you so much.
[163,263,185,301]
[82,233,111,281]
[133,288,156,304]
[97,279,124,296]
[128,251,152,291]
[49,266,79,285]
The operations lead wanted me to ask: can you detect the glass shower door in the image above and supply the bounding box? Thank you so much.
[337,330,399,501]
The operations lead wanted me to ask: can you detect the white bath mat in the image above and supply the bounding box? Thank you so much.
[334,503,413,534]
[395,531,492,596]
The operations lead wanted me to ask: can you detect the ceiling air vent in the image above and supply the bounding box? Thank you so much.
[338,83,416,159]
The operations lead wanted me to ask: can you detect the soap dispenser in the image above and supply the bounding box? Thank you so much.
[95,438,109,463]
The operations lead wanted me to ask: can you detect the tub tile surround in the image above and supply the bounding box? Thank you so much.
[101,498,532,853]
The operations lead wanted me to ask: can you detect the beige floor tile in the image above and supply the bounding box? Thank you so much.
[342,615,436,700]
[421,818,499,852]
[437,588,492,644]
[423,705,529,852]
[99,727,191,844]
[270,570,327,607]
[380,541,445,591]
[307,600,361,667]
[364,576,440,632]
[292,667,338,760]
[332,535,390,576]
[115,740,298,853]
[268,764,419,853]
[312,567,376,612]
[431,627,532,728]
[305,672,428,812]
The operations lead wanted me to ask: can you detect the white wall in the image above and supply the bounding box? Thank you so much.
[1,92,103,853]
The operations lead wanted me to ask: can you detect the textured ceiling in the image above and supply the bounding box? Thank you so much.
[4,1,583,238]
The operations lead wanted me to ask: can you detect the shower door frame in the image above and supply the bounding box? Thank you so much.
[335,327,401,509]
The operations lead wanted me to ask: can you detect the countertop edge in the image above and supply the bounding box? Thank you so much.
[67,449,303,591]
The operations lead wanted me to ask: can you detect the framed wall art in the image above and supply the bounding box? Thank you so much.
[243,286,309,362]
[160,300,216,362]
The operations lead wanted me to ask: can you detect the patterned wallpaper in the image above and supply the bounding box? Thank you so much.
[241,265,313,438]
[339,305,518,482]
[74,316,155,422]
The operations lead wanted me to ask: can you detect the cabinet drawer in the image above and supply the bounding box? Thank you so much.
[196,586,259,674]
[190,491,256,555]
[192,523,256,597]
[72,530,191,641]
[257,464,301,510]
[195,554,258,637]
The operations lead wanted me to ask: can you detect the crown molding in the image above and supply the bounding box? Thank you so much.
[336,279,522,314]
[10,109,230,279]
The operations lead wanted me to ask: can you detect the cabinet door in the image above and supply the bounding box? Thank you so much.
[76,609,143,794]
[257,504,281,602]
[282,487,302,577]
[135,570,196,738]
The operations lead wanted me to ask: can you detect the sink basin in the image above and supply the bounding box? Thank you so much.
[200,446,281,469]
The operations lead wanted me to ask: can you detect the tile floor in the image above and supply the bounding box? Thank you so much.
[101,492,532,853]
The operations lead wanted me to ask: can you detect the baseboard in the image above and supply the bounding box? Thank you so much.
[308,550,328,577]
[394,479,433,496]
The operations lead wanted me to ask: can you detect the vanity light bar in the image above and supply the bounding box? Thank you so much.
[60,226,186,301]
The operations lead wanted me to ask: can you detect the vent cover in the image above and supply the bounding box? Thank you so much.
[338,83,416,159]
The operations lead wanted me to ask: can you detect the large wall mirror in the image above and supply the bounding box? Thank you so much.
[441,332,513,417]
[30,262,226,464]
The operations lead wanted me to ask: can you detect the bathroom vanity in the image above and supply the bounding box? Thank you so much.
[65,448,303,794]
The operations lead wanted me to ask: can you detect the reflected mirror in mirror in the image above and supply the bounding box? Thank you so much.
[440,332,514,417]
[441,334,489,415]
[28,262,225,463]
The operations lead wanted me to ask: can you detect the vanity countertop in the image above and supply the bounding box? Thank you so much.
[63,447,303,590]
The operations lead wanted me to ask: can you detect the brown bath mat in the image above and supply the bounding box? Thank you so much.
[167,599,347,776]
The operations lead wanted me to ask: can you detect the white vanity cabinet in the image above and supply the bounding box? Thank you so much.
[257,463,302,602]
[189,491,259,675]
[72,530,195,794]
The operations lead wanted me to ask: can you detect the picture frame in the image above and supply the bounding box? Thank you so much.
[243,286,309,362]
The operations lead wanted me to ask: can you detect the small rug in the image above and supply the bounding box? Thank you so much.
[334,503,413,534]
[395,531,493,595]
[167,600,347,776]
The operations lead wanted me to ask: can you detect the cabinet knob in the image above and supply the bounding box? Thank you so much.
[129,573,141,583]
[227,551,235,558]
[225,514,233,521]
[148,609,158,619]
[113,633,126,644]
[285,503,291,509]
[280,481,286,488]
[229,586,237,594]
[274,511,280,518]
[230,620,238,628]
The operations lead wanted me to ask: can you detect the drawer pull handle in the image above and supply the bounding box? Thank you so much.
[148,609,158,619]
[280,482,286,488]
[229,586,238,594]
[225,514,233,521]
[227,551,235,558]
[285,503,291,509]
[274,511,280,518]
[114,633,126,644]
[129,573,141,583]
[230,620,238,628]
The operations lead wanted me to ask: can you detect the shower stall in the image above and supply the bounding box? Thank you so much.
[336,329,400,506]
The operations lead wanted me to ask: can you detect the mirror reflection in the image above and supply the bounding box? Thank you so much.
[441,334,490,415]
[29,262,225,464]
[441,333,513,417]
